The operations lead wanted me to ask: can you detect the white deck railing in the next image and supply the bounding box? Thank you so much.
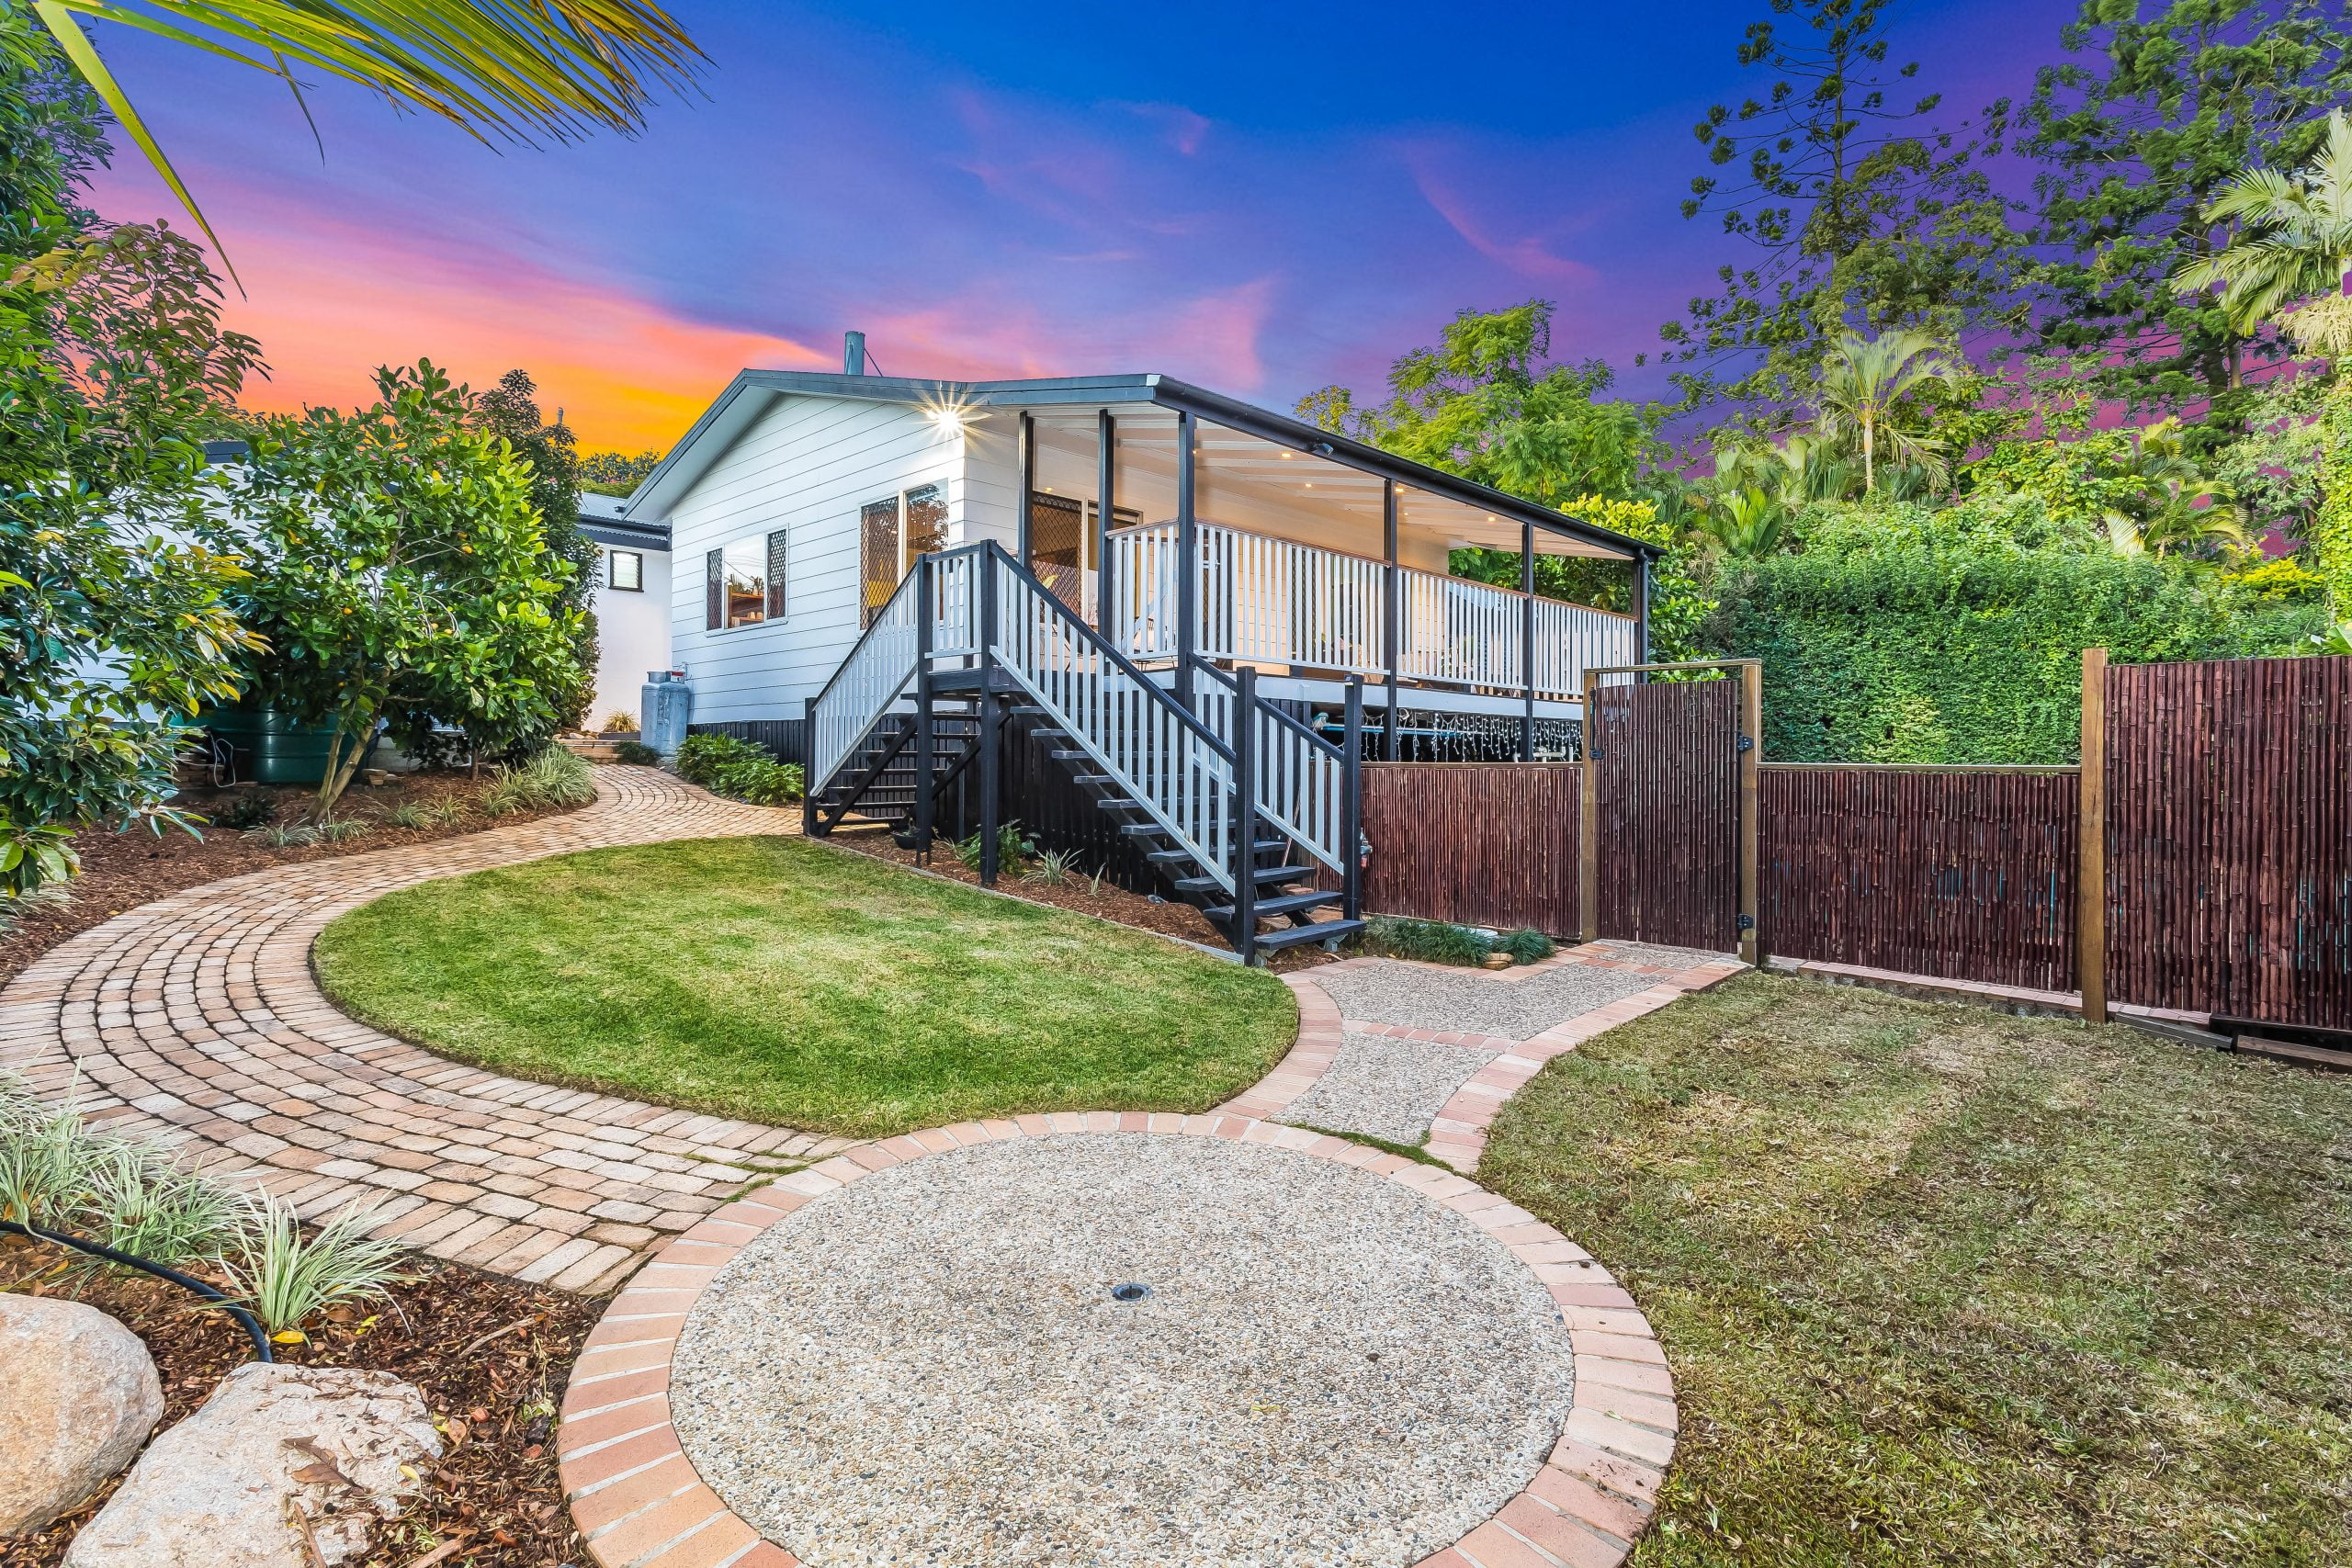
[1106,520,1637,699]
[1188,676,1346,873]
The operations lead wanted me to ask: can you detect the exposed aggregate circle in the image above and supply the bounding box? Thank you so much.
[670,1133,1576,1567]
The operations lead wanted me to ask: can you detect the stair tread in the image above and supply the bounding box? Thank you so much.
[1250,919,1365,952]
[1202,890,1333,921]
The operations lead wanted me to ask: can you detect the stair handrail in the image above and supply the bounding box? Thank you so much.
[981,542,1242,893]
[1184,657,1351,874]
[808,564,929,789]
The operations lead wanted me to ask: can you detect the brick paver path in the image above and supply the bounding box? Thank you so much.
[0,768,854,1295]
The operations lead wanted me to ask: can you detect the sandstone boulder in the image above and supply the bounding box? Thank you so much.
[0,1292,164,1536]
[63,1363,442,1568]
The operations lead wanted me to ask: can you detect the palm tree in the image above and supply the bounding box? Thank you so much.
[28,1,705,281]
[1812,331,1962,493]
[2100,420,2251,560]
[2173,108,2352,340]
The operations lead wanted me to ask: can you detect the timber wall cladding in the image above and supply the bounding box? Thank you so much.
[1591,678,1742,952]
[2105,655,2352,1028]
[1351,763,1582,935]
[1759,766,2079,992]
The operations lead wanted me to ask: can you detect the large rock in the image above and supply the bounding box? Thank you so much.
[63,1363,442,1568]
[0,1292,164,1536]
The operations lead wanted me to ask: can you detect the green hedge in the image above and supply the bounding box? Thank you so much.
[1715,537,2324,764]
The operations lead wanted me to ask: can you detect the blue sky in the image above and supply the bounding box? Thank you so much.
[89,0,2075,448]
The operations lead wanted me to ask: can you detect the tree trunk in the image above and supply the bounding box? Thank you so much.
[1862,416,1876,492]
[311,706,378,822]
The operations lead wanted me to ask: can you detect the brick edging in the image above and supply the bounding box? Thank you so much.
[559,1113,1678,1568]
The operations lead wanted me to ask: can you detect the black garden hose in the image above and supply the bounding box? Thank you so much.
[3,1217,273,1362]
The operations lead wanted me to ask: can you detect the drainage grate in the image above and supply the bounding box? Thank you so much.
[1110,1282,1153,1303]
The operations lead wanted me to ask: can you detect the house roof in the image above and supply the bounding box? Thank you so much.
[578,490,668,552]
[622,370,1660,562]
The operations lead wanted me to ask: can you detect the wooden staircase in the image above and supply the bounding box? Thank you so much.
[803,542,1364,963]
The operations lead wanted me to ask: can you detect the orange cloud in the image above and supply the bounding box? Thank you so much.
[212,218,831,452]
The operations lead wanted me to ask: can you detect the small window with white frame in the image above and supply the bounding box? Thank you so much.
[607,548,643,592]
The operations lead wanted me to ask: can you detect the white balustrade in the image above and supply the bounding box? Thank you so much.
[1194,524,1386,677]
[1104,523,1181,659]
[810,572,921,787]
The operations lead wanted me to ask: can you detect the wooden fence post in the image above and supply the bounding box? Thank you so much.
[1738,660,1761,967]
[1579,669,1600,944]
[2078,647,2109,1024]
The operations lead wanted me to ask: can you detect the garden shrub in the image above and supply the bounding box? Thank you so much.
[613,739,661,766]
[1713,500,2327,763]
[1357,916,1494,966]
[1495,928,1555,964]
[482,746,596,816]
[674,732,805,805]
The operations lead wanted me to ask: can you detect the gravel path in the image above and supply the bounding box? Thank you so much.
[670,1133,1575,1568]
[1307,958,1664,1040]
[1278,1031,1500,1145]
[1589,938,1738,967]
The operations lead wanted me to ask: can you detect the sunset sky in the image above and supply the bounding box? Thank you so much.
[91,0,2073,454]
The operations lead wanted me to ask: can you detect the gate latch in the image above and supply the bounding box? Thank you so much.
[1736,734,1755,753]
[1736,914,1756,932]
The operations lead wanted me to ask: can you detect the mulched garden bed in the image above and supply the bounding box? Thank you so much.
[0,773,586,993]
[0,1231,594,1568]
[826,827,1337,972]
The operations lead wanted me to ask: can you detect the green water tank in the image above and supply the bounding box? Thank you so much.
[201,707,346,785]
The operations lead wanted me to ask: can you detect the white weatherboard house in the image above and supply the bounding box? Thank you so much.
[615,353,1658,962]
[576,491,672,726]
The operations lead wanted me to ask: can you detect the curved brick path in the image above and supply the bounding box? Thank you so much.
[0,768,854,1295]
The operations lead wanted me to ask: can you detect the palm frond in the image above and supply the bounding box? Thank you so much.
[34,0,707,281]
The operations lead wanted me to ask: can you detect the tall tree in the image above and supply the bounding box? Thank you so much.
[476,367,598,736]
[1657,0,2018,416]
[2010,0,2352,419]
[1812,329,1962,490]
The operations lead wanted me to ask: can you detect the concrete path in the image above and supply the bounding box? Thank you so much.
[0,768,852,1295]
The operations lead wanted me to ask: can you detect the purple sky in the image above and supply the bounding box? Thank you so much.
[89,0,2074,449]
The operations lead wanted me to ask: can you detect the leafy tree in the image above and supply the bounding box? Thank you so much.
[1657,0,2018,415]
[26,0,706,282]
[1811,328,1962,490]
[217,361,585,818]
[476,367,597,734]
[1297,301,1663,506]
[0,15,264,891]
[1694,486,1793,559]
[2008,0,2352,418]
[579,447,662,496]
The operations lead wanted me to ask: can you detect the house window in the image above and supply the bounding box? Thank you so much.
[705,531,786,630]
[607,549,643,592]
[860,482,950,627]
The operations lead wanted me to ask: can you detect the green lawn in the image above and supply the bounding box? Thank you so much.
[313,837,1295,1139]
[1481,975,2352,1567]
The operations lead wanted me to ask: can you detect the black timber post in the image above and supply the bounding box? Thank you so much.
[1096,410,1115,632]
[1015,412,1035,569]
[1521,517,1537,761]
[1341,674,1364,923]
[1634,551,1652,673]
[1381,478,1400,761]
[1176,409,1198,713]
[912,553,935,857]
[1232,665,1260,964]
[800,695,818,837]
[978,547,1001,886]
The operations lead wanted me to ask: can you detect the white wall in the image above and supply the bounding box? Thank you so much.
[588,543,673,727]
[660,394,965,725]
